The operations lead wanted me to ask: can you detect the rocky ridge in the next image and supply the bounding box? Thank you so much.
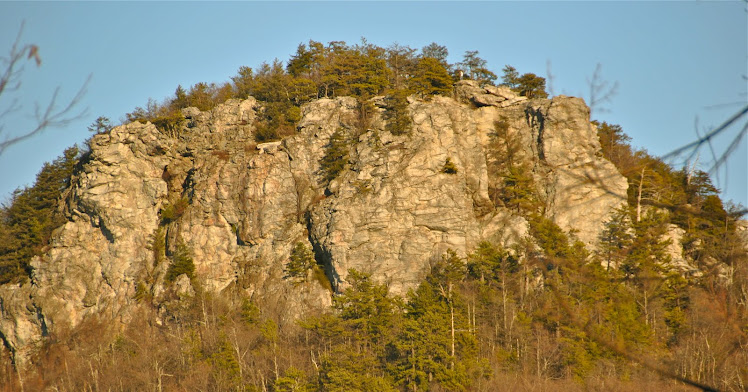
[0,83,629,365]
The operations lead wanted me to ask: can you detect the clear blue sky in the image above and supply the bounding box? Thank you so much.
[1,1,746,207]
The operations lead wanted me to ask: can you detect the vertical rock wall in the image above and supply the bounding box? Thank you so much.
[0,87,629,365]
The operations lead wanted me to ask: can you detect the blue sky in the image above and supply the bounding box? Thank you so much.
[1,1,746,207]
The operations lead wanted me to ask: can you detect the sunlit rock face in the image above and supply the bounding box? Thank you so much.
[0,85,629,365]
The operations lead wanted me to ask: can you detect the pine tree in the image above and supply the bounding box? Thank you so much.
[0,146,79,283]
[516,73,548,99]
[320,129,349,184]
[384,89,412,135]
[420,42,449,69]
[500,65,520,90]
[285,241,315,279]
[333,269,401,352]
[459,50,497,85]
[598,206,634,271]
[165,239,195,282]
[409,57,453,98]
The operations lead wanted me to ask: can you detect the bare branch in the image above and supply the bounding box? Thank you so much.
[587,63,618,118]
[545,59,556,97]
[0,75,89,156]
[662,105,748,172]
[0,22,89,156]
[0,21,32,99]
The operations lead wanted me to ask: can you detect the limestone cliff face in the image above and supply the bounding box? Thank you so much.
[0,84,628,364]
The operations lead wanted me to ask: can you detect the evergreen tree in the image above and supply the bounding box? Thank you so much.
[594,121,635,173]
[333,269,400,352]
[500,65,519,90]
[516,73,548,99]
[409,57,453,98]
[0,146,79,283]
[391,250,484,391]
[500,66,548,99]
[285,241,315,279]
[165,239,195,282]
[231,65,254,99]
[420,42,449,68]
[319,129,349,184]
[171,85,189,110]
[458,50,497,85]
[87,116,113,134]
[384,89,412,136]
[467,241,518,283]
[500,164,539,213]
[598,206,634,271]
[386,43,417,89]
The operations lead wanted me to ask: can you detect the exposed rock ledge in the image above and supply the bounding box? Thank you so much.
[0,85,628,365]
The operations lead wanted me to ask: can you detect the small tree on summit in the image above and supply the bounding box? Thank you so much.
[409,57,453,98]
[459,50,497,85]
[87,116,113,134]
[516,73,548,99]
[500,65,520,90]
[501,65,548,99]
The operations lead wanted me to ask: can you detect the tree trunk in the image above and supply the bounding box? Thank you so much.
[450,294,455,370]
[637,168,646,222]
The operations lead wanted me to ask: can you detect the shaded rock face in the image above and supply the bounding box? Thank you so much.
[0,87,628,364]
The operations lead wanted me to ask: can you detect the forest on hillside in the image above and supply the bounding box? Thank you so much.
[0,40,746,391]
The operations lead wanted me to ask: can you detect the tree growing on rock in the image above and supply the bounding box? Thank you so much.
[458,50,497,85]
[320,129,350,184]
[285,242,315,279]
[501,65,548,99]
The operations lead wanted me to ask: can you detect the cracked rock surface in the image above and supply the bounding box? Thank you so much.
[0,86,628,364]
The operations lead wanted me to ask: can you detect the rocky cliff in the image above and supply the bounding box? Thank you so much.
[0,82,628,365]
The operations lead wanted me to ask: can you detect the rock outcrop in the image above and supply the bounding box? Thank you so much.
[0,85,629,365]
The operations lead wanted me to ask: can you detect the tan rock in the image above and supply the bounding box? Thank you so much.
[0,92,632,365]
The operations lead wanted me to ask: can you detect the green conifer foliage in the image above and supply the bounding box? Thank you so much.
[500,65,520,90]
[165,239,195,282]
[209,333,242,389]
[333,270,401,352]
[384,89,412,135]
[441,157,458,174]
[458,50,497,85]
[500,65,548,99]
[319,129,349,184]
[386,43,417,89]
[389,250,487,391]
[516,73,548,99]
[302,269,400,391]
[501,165,539,213]
[317,347,396,392]
[598,207,634,271]
[274,366,313,392]
[420,42,450,68]
[0,146,79,283]
[467,241,518,283]
[409,57,453,98]
[285,241,315,279]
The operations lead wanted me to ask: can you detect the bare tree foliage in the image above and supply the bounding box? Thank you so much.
[0,22,88,156]
[663,104,748,213]
[586,63,618,118]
